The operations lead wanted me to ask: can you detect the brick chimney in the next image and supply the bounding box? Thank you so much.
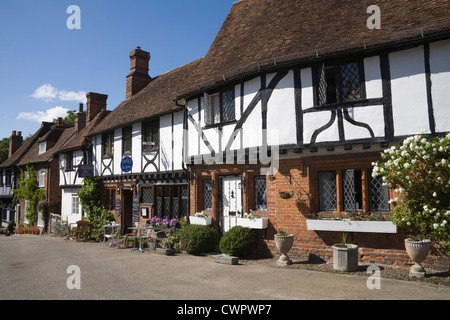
[9,131,23,158]
[86,92,108,122]
[75,103,86,133]
[126,46,151,99]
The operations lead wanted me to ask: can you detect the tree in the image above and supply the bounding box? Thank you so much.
[0,138,9,164]
[13,164,46,226]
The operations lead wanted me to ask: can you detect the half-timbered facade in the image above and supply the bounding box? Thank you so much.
[88,47,193,234]
[58,97,110,225]
[176,0,450,264]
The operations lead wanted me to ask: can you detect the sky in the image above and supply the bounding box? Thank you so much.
[0,0,237,139]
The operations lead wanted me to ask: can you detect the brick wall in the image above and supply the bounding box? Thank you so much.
[188,153,450,269]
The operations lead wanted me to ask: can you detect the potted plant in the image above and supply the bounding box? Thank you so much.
[6,221,15,236]
[274,229,294,265]
[332,233,359,272]
[373,133,450,277]
[236,211,268,229]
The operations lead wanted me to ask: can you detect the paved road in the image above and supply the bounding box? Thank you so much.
[1,235,449,302]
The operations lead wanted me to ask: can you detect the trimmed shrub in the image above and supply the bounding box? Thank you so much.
[180,224,219,255]
[219,226,257,258]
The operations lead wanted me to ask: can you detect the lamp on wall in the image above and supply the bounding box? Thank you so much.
[238,177,247,190]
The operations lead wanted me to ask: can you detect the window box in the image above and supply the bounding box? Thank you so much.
[189,216,212,226]
[236,217,268,230]
[306,219,397,234]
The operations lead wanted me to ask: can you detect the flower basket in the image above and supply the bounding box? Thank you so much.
[279,191,293,199]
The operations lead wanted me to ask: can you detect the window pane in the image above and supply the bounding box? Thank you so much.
[122,127,132,155]
[203,180,213,210]
[342,170,362,211]
[369,170,390,211]
[319,171,337,211]
[255,176,267,210]
[340,63,361,102]
[141,187,153,204]
[317,65,337,105]
[221,89,235,122]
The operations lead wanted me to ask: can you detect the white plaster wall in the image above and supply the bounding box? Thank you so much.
[61,188,82,225]
[267,70,296,145]
[160,114,173,171]
[132,122,142,174]
[343,105,385,140]
[173,111,184,170]
[93,134,102,176]
[430,39,450,133]
[243,101,263,148]
[303,110,339,144]
[301,68,314,110]
[390,46,430,136]
[187,99,199,157]
[113,128,122,175]
[364,56,383,99]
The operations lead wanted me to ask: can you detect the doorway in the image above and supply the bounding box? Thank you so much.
[220,175,243,235]
[121,190,133,235]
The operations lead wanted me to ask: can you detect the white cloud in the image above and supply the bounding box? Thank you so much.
[32,83,86,103]
[17,106,70,123]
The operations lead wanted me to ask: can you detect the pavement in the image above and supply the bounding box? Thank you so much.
[0,235,449,303]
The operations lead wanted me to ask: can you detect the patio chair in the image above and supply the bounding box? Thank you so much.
[65,221,72,242]
[76,220,91,242]
[102,225,118,247]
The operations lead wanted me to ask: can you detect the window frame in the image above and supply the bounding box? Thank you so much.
[254,176,267,211]
[122,126,132,157]
[38,169,46,188]
[314,59,366,107]
[72,194,80,216]
[309,155,391,215]
[38,142,47,155]
[204,87,236,126]
[102,132,114,159]
[142,120,160,154]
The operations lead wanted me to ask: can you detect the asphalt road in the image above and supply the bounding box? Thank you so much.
[1,235,449,303]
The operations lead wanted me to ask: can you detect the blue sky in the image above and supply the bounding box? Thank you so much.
[0,0,236,139]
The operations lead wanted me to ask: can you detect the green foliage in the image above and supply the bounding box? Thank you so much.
[373,132,449,243]
[13,164,45,226]
[219,226,257,258]
[179,224,219,255]
[0,137,9,165]
[78,176,114,240]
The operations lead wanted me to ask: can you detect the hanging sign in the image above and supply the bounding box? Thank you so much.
[121,156,133,173]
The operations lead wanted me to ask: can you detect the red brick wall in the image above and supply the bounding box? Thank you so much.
[188,153,450,269]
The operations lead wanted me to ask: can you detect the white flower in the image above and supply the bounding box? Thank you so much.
[404,163,410,168]
[407,222,411,226]
[434,213,441,220]
[433,223,439,229]
[442,159,447,165]
[433,192,437,197]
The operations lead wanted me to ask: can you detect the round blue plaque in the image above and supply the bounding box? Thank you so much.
[121,156,133,173]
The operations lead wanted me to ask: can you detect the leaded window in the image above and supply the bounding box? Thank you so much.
[203,180,213,210]
[122,126,132,156]
[369,170,390,211]
[316,61,363,106]
[102,132,114,158]
[319,171,337,211]
[203,88,235,125]
[141,187,153,205]
[342,170,363,211]
[142,120,159,153]
[153,185,189,219]
[255,176,267,211]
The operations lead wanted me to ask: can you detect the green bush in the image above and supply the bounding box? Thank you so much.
[179,224,219,255]
[219,226,257,258]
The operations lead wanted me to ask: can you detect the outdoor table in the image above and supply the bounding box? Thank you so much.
[129,226,150,252]
[102,224,121,247]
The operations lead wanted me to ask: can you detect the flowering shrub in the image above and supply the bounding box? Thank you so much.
[372,132,449,243]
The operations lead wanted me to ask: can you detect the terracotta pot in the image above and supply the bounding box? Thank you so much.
[404,238,431,277]
[274,234,294,265]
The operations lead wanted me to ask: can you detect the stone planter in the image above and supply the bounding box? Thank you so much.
[274,234,294,265]
[236,217,268,229]
[332,244,359,272]
[404,238,431,278]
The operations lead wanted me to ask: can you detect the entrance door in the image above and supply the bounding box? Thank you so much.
[121,190,133,235]
[221,176,243,234]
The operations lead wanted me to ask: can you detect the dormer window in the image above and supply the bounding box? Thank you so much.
[204,87,235,126]
[39,142,47,155]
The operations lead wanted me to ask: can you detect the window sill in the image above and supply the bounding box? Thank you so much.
[203,120,237,130]
[306,218,397,234]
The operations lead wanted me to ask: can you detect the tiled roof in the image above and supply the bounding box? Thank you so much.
[89,0,450,134]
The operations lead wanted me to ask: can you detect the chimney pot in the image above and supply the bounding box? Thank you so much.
[79,103,84,113]
[86,92,108,123]
[9,129,23,158]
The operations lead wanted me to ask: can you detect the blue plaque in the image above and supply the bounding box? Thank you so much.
[120,156,133,173]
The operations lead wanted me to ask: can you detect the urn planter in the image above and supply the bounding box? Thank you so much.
[274,234,294,266]
[404,238,431,278]
[332,244,359,272]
